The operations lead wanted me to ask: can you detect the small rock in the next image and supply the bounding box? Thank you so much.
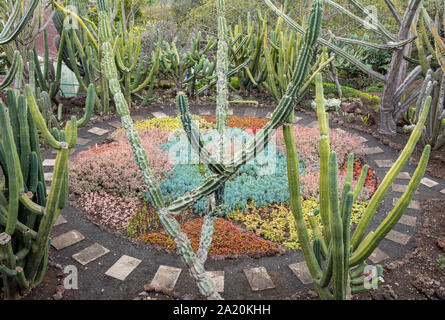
[436,287,445,300]
[307,290,318,298]
[55,264,63,270]
[53,292,63,300]
[144,284,155,292]
[138,291,149,297]
[437,237,445,252]
[386,262,397,270]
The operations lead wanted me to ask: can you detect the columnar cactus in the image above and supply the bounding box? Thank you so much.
[0,0,39,45]
[53,0,162,112]
[264,0,424,135]
[283,73,431,300]
[98,0,324,299]
[0,85,77,299]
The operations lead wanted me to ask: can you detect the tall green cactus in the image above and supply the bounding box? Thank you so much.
[283,73,431,300]
[98,0,323,299]
[157,32,217,96]
[0,0,39,45]
[0,86,77,299]
[52,0,161,112]
[115,30,161,108]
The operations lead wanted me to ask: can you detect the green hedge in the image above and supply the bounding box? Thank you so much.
[322,83,381,106]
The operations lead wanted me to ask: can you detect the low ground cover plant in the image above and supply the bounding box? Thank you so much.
[70,116,376,256]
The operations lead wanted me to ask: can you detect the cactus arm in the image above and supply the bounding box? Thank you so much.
[52,0,98,51]
[19,194,45,216]
[98,1,165,211]
[342,191,354,293]
[384,0,403,25]
[299,56,335,95]
[326,0,396,41]
[316,241,333,287]
[24,85,62,150]
[131,42,161,93]
[0,102,22,235]
[328,152,346,300]
[329,33,415,50]
[315,74,331,243]
[76,84,95,128]
[283,122,333,300]
[263,0,386,81]
[350,144,430,266]
[352,164,368,203]
[26,119,76,281]
[284,124,322,278]
[0,0,38,45]
[351,96,432,249]
[32,48,48,92]
[0,51,22,90]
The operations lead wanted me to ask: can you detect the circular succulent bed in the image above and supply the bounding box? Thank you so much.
[69,115,377,259]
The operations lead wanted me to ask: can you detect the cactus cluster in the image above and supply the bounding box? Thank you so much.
[98,0,323,299]
[0,83,78,299]
[283,73,431,300]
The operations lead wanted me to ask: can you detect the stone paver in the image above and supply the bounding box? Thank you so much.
[364,147,384,155]
[44,172,53,182]
[243,267,275,291]
[198,108,211,116]
[72,243,110,266]
[206,271,225,293]
[42,159,56,167]
[441,189,445,195]
[393,198,421,210]
[369,248,390,264]
[385,230,411,245]
[398,215,417,227]
[375,160,393,168]
[105,255,142,281]
[108,121,122,128]
[151,112,168,118]
[293,116,302,123]
[420,177,438,188]
[357,136,367,143]
[51,230,85,250]
[88,127,109,136]
[397,172,411,180]
[308,121,319,128]
[244,108,257,117]
[289,261,313,284]
[132,115,146,122]
[151,265,182,291]
[392,184,418,194]
[54,214,67,227]
[76,137,91,146]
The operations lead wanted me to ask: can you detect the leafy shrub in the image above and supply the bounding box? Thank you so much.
[74,191,141,231]
[70,128,172,199]
[322,83,381,106]
[137,217,281,257]
[311,98,342,112]
[230,77,240,90]
[202,115,269,130]
[229,199,368,250]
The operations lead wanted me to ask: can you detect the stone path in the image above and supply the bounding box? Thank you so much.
[40,104,445,300]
